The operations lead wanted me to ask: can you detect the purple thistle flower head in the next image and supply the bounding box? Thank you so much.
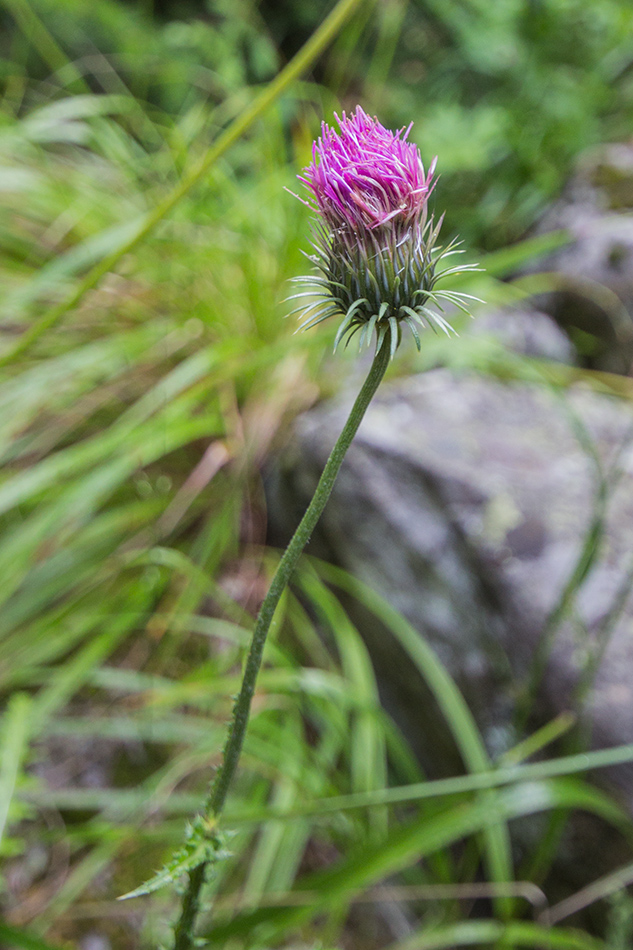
[299,107,436,236]
[289,107,478,357]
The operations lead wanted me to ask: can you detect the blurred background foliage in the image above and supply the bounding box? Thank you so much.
[1,0,633,948]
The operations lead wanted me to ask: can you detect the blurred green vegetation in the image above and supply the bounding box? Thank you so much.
[1,0,633,948]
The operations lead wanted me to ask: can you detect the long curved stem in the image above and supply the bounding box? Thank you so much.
[173,334,391,949]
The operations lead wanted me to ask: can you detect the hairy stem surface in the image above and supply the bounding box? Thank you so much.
[173,334,391,948]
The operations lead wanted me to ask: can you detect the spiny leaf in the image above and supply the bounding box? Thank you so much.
[117,815,232,900]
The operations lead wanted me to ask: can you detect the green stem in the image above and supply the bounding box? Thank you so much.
[173,334,392,949]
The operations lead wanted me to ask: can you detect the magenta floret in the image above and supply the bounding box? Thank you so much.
[299,106,436,233]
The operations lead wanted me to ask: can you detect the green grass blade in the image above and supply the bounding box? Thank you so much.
[472,231,571,280]
[299,571,387,825]
[313,559,514,915]
[0,692,31,850]
[203,778,621,943]
[222,741,633,826]
[0,922,64,950]
[500,713,577,767]
[0,0,369,366]
[388,919,604,950]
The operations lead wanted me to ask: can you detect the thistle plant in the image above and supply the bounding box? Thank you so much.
[289,106,478,358]
[157,107,477,949]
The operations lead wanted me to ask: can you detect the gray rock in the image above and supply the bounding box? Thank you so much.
[269,368,633,793]
[532,144,633,373]
[80,937,111,950]
[470,306,575,363]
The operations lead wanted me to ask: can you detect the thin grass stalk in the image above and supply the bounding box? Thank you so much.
[0,0,370,368]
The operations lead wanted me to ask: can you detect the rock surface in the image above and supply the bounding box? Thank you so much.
[268,361,633,792]
[532,143,633,374]
[471,306,576,364]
